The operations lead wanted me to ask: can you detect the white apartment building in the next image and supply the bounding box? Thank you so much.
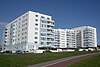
[2,11,54,52]
[73,26,97,48]
[2,11,97,52]
[54,29,76,48]
[54,26,97,49]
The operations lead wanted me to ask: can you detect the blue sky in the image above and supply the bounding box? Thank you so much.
[0,0,100,44]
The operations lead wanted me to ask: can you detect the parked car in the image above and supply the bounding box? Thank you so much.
[5,51,12,54]
[16,50,23,54]
[0,50,12,54]
[43,50,52,53]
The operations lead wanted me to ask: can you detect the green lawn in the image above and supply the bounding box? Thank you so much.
[0,51,99,67]
[68,54,100,67]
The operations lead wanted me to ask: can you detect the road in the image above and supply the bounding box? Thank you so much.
[28,52,100,67]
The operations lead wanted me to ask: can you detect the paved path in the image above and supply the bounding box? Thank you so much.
[28,52,100,67]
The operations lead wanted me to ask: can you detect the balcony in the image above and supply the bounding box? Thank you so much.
[47,31,54,34]
[47,25,54,29]
[47,20,54,25]
[47,42,54,45]
[47,23,54,27]
[47,38,54,42]
[47,34,54,37]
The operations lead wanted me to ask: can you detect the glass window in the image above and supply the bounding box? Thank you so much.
[35,37,38,39]
[35,19,38,21]
[18,34,20,36]
[35,28,38,30]
[19,18,21,20]
[35,15,38,17]
[41,16,45,19]
[35,32,38,34]
[19,26,20,28]
[35,23,38,26]
[22,33,24,35]
[35,41,37,44]
[47,17,50,20]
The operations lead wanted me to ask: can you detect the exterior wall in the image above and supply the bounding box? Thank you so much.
[59,29,66,48]
[73,26,97,48]
[54,29,65,48]
[65,29,76,48]
[2,11,97,52]
[2,11,54,52]
[39,13,54,47]
[54,26,97,49]
[54,29,76,48]
[27,11,54,46]
[27,11,36,44]
[54,29,60,47]
[3,12,29,46]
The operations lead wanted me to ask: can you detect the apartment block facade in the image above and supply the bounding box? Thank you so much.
[2,11,97,52]
[73,26,97,48]
[2,11,54,52]
[54,29,76,48]
[54,26,97,49]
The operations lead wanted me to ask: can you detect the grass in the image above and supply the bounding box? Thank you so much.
[0,51,99,67]
[68,54,100,67]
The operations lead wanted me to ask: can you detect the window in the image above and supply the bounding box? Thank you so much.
[35,28,38,30]
[22,25,24,27]
[41,29,47,32]
[41,37,46,40]
[18,34,20,36]
[47,18,50,20]
[45,25,46,27]
[35,15,38,17]
[26,23,27,25]
[4,41,7,43]
[19,22,20,24]
[25,19,27,21]
[41,20,46,23]
[23,15,25,18]
[18,38,20,40]
[25,41,27,43]
[35,32,38,34]
[35,23,38,26]
[41,42,44,45]
[18,30,20,32]
[19,18,21,20]
[25,36,27,39]
[22,29,24,31]
[41,33,46,36]
[35,41,37,44]
[35,37,38,39]
[5,29,7,30]
[5,32,7,34]
[25,32,27,34]
[41,16,45,19]
[26,14,28,16]
[19,26,20,28]
[25,27,27,30]
[35,19,38,21]
[41,24,44,27]
[22,37,24,39]
[22,33,24,35]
